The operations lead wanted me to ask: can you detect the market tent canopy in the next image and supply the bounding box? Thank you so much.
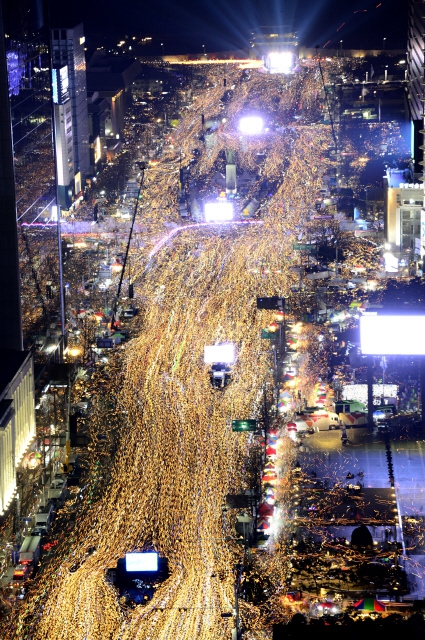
[353,598,386,612]
[258,502,274,517]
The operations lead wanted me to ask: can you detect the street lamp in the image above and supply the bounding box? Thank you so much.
[202,44,206,57]
[340,39,343,51]
[383,37,386,50]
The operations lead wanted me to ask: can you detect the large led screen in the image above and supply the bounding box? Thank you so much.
[204,343,235,364]
[239,116,264,135]
[267,51,294,74]
[204,202,234,222]
[360,315,425,354]
[125,552,158,572]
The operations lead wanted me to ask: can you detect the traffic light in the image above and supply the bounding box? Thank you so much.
[129,283,134,299]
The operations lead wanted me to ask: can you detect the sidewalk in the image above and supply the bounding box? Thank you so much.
[0,466,55,589]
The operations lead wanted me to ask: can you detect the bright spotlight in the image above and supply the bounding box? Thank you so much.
[204,343,235,364]
[238,116,264,135]
[204,201,234,222]
[266,51,294,74]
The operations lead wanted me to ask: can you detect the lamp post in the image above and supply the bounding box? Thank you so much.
[202,44,206,58]
[161,42,164,57]
[383,37,386,50]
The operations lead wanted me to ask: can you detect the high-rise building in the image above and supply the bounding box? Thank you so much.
[407,0,424,122]
[407,0,425,172]
[0,0,63,351]
[0,0,47,524]
[51,23,90,196]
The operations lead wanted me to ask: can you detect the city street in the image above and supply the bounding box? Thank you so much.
[2,51,419,640]
[298,427,425,598]
[300,429,425,513]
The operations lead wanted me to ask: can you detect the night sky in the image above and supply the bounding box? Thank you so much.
[52,0,408,54]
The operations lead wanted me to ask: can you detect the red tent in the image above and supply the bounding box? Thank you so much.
[262,474,277,483]
[259,502,274,517]
[257,518,270,530]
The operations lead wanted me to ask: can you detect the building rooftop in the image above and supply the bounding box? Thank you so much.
[0,350,31,397]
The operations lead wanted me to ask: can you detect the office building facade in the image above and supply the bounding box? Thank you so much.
[0,351,36,516]
[51,23,90,195]
[0,0,61,349]
[407,0,425,122]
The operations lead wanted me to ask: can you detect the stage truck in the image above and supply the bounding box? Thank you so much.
[287,403,367,433]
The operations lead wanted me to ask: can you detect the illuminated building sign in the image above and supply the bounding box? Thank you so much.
[7,49,26,97]
[232,420,257,432]
[52,66,69,104]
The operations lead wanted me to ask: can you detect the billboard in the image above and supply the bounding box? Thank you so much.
[52,66,70,104]
[360,315,425,354]
[204,343,235,364]
[125,552,158,572]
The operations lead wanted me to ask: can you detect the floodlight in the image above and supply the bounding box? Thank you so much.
[360,315,425,355]
[383,252,398,272]
[238,116,264,135]
[267,51,294,74]
[204,201,234,222]
[125,552,158,572]
[204,343,235,364]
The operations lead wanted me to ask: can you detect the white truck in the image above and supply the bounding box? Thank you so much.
[18,536,41,566]
[288,406,367,433]
[334,401,368,427]
[290,410,340,433]
[34,502,55,532]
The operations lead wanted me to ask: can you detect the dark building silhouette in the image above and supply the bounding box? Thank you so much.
[0,0,63,353]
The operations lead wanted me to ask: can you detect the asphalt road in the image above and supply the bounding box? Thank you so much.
[299,429,425,514]
[297,427,425,598]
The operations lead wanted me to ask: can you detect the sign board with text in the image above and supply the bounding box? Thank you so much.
[293,244,314,251]
[232,420,257,432]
